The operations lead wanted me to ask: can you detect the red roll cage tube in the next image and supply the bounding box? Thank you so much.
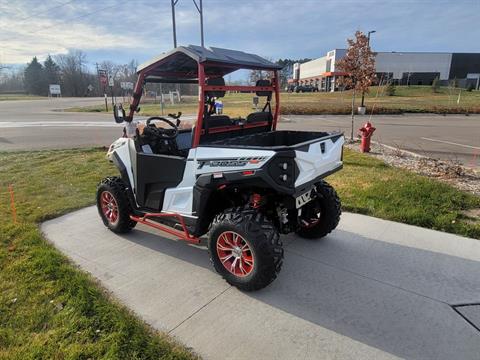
[127,63,280,148]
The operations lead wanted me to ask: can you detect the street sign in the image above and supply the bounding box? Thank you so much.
[108,76,114,87]
[49,84,61,95]
[120,82,134,90]
[97,69,108,87]
[87,84,94,92]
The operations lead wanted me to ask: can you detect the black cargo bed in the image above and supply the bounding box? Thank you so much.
[206,130,342,150]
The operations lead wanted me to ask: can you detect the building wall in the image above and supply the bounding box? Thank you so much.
[293,49,480,89]
[331,49,346,72]
[375,52,452,80]
[449,53,480,79]
[299,57,327,79]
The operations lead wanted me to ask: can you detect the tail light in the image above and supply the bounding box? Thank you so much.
[268,156,296,187]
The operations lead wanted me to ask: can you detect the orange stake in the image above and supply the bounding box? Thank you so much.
[8,185,17,224]
[469,150,479,168]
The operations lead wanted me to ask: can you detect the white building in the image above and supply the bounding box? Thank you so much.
[290,50,480,91]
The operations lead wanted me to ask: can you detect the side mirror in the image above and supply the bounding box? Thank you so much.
[113,104,126,123]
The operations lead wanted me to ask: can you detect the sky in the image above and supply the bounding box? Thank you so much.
[1,0,479,70]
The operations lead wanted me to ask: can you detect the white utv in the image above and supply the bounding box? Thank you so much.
[97,46,344,291]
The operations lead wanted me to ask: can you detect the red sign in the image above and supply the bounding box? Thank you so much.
[98,69,108,87]
[100,75,108,87]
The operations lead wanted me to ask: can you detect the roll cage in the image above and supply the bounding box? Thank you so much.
[126,45,283,147]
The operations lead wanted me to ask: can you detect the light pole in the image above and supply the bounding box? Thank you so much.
[360,30,376,108]
[171,0,205,48]
[192,0,204,47]
[171,0,178,47]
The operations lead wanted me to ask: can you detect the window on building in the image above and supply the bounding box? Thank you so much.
[326,59,332,72]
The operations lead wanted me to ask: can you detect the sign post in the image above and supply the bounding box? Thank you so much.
[120,82,134,103]
[97,69,109,112]
[108,75,115,106]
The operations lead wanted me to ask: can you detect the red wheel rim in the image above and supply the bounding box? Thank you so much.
[100,191,119,224]
[216,231,254,277]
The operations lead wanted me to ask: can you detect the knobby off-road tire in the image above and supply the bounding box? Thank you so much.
[96,176,136,233]
[208,207,283,291]
[296,180,341,239]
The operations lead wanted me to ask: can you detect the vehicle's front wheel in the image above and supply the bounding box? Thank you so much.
[96,177,136,233]
[296,180,341,239]
[209,207,283,291]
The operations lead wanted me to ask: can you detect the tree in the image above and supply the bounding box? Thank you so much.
[432,76,440,93]
[276,58,312,89]
[0,59,7,74]
[56,51,88,96]
[43,55,60,86]
[449,77,458,88]
[24,57,45,95]
[336,31,376,139]
[0,68,24,93]
[385,82,396,96]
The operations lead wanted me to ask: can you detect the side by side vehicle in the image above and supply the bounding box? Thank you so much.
[97,45,344,290]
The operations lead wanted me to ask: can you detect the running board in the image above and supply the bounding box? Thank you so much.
[130,212,200,244]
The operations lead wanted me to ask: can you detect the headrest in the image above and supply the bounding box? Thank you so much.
[206,77,225,98]
[256,79,272,97]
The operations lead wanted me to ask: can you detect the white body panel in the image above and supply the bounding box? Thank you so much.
[163,146,275,215]
[295,137,344,187]
[107,133,343,217]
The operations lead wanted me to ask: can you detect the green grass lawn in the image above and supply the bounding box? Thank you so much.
[1,148,479,359]
[0,94,46,101]
[67,86,480,116]
[0,149,196,360]
[329,151,480,238]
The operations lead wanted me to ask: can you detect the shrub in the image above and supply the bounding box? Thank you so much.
[466,83,475,92]
[385,83,396,96]
[449,77,459,88]
[432,77,440,93]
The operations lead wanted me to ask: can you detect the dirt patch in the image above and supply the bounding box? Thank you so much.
[461,209,480,224]
[346,141,480,196]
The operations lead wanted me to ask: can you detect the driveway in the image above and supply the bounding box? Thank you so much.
[42,207,480,360]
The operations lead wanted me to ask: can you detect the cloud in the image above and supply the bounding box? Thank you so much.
[0,0,148,64]
[1,0,479,66]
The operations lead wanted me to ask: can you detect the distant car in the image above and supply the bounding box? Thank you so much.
[294,85,318,93]
[285,85,295,92]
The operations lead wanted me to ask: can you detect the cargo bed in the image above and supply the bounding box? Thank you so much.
[206,130,343,150]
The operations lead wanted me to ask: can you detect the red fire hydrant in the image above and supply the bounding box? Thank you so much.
[359,121,376,153]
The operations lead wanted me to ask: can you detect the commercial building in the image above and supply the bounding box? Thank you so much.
[289,50,480,92]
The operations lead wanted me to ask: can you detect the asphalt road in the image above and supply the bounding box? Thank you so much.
[43,207,480,360]
[0,97,122,150]
[1,98,479,168]
[281,114,480,168]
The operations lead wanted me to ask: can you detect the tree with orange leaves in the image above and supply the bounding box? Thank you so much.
[336,31,376,139]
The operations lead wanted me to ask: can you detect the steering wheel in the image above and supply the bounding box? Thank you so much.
[145,116,179,140]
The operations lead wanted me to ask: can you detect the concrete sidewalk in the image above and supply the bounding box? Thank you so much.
[42,207,480,360]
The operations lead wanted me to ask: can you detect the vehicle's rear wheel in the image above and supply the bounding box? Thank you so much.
[209,207,283,291]
[296,180,341,239]
[97,176,136,233]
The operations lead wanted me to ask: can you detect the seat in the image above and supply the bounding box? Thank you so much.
[246,111,272,124]
[203,115,232,129]
[202,76,232,132]
[206,77,226,98]
[242,80,273,136]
